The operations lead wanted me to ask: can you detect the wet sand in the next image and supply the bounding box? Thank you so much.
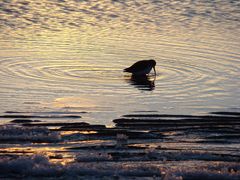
[0,111,239,179]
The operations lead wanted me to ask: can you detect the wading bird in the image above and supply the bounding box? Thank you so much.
[123,59,156,76]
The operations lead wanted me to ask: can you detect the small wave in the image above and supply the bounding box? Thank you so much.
[0,125,61,142]
[0,154,239,178]
[0,0,240,35]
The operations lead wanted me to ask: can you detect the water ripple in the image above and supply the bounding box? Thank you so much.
[0,0,240,120]
[0,0,240,36]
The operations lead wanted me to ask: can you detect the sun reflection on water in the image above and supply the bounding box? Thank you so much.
[53,97,97,109]
[0,0,240,123]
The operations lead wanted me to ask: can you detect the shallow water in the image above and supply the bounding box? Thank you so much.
[0,1,240,177]
[1,0,240,125]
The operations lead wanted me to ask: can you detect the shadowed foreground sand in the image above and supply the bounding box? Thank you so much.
[0,111,239,179]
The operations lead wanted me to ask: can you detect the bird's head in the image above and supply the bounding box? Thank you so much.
[149,59,156,75]
[149,59,156,66]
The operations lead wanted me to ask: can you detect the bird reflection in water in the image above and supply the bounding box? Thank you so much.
[126,74,155,91]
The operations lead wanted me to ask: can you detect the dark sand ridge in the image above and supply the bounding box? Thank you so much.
[1,111,239,144]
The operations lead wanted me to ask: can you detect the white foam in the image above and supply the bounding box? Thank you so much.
[1,154,239,179]
[0,125,61,142]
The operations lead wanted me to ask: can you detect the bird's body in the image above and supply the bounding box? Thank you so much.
[124,59,156,75]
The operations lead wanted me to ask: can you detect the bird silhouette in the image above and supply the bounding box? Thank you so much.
[124,59,156,76]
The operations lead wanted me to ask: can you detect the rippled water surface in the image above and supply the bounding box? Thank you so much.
[0,0,240,124]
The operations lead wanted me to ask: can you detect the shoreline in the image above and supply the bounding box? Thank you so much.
[0,111,239,178]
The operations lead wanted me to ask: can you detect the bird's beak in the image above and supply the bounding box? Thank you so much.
[153,66,156,75]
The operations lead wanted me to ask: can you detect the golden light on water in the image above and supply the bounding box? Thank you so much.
[0,0,240,178]
[60,131,97,135]
[0,146,75,165]
[53,97,97,108]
